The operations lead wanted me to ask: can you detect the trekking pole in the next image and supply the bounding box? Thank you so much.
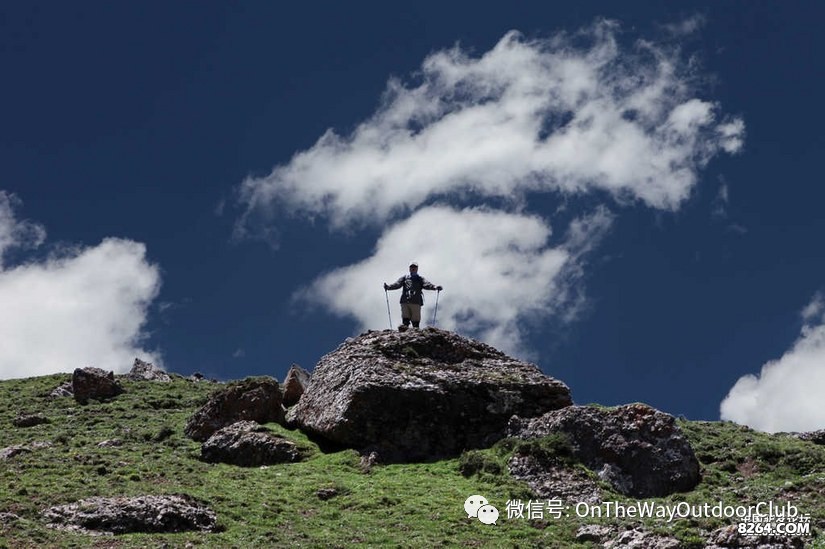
[431,289,441,327]
[384,289,393,329]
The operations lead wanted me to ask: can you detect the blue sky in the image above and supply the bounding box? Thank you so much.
[1,2,824,432]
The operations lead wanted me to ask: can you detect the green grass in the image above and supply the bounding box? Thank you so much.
[0,375,824,547]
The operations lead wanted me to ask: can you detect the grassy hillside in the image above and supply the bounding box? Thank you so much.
[0,374,823,548]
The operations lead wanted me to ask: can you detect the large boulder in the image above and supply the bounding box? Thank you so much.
[288,328,571,461]
[184,377,285,442]
[282,364,311,407]
[508,403,700,498]
[201,421,302,466]
[72,367,123,404]
[44,494,218,534]
[127,358,171,382]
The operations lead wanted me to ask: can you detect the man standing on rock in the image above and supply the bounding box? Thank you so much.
[384,262,442,331]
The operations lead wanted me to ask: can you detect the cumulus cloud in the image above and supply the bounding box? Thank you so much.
[720,294,825,432]
[0,191,46,267]
[236,20,744,238]
[0,193,161,379]
[801,291,824,324]
[296,205,612,356]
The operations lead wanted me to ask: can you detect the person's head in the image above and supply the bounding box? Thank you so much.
[409,261,418,273]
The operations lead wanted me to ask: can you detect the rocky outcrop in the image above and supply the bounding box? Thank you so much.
[184,377,285,442]
[508,403,700,498]
[288,328,571,461]
[201,421,302,467]
[282,364,311,407]
[50,381,73,398]
[796,430,825,445]
[127,358,171,382]
[44,494,218,534]
[72,367,123,404]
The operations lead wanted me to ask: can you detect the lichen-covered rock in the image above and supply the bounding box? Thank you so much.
[508,403,700,498]
[282,364,311,407]
[184,377,285,442]
[508,452,603,504]
[72,367,123,404]
[44,494,218,534]
[289,328,571,461]
[127,358,171,382]
[201,421,301,467]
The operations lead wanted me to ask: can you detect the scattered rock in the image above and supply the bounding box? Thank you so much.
[97,439,124,448]
[44,494,219,535]
[705,524,804,548]
[201,421,301,467]
[72,367,123,404]
[50,381,73,398]
[127,358,171,382]
[0,446,30,460]
[508,403,700,498]
[188,372,213,383]
[0,512,20,523]
[316,488,338,500]
[359,451,379,473]
[795,430,825,445]
[289,328,571,461]
[184,377,285,442]
[282,364,311,407]
[575,524,614,543]
[28,441,53,450]
[12,413,50,428]
[508,453,603,504]
[604,527,681,548]
[0,442,50,460]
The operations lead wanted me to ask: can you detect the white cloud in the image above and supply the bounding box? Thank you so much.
[296,205,612,357]
[801,291,825,324]
[0,191,46,268]
[0,193,162,379]
[661,14,706,37]
[720,294,825,432]
[236,20,744,238]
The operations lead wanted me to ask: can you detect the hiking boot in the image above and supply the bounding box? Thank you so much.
[397,324,409,332]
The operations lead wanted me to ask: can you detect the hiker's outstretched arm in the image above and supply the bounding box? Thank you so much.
[385,277,404,290]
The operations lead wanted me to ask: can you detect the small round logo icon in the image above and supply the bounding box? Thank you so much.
[464,495,489,518]
[477,504,499,525]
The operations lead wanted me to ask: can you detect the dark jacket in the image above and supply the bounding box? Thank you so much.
[386,273,437,305]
